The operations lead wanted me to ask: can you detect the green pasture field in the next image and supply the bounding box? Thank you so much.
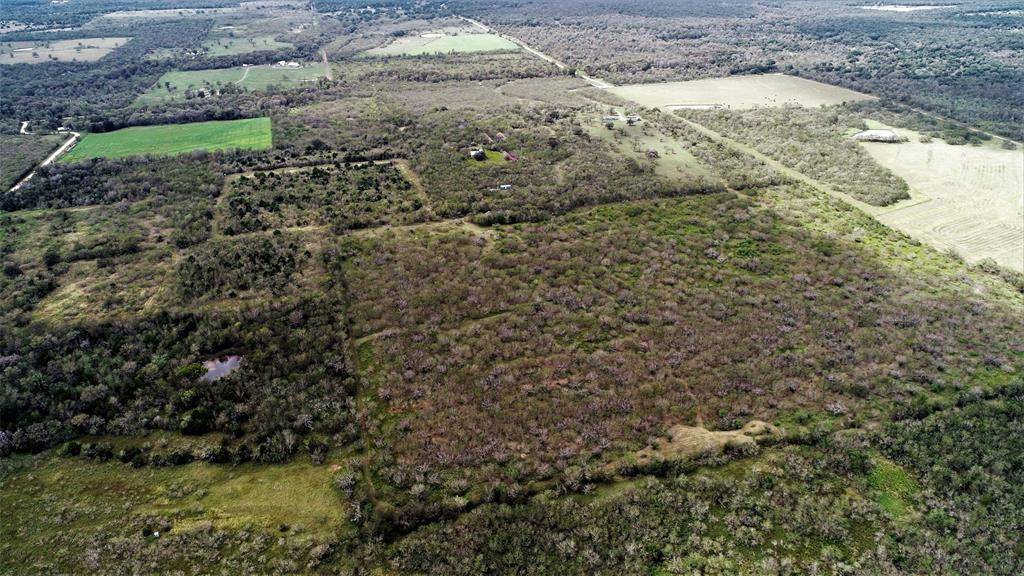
[61,118,272,161]
[136,64,325,105]
[0,452,348,573]
[202,34,293,56]
[1,37,130,64]
[364,33,518,57]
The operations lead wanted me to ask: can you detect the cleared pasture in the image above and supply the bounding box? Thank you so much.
[62,118,272,162]
[364,33,518,56]
[202,35,292,56]
[1,37,129,64]
[860,125,1024,270]
[136,64,325,105]
[608,74,875,110]
[584,111,711,180]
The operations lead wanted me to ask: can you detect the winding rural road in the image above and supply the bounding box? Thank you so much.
[456,15,613,89]
[9,131,80,192]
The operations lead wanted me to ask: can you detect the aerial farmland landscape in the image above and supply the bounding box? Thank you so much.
[0,1,1022,575]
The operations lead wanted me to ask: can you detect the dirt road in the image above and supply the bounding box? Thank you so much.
[456,15,613,89]
[9,131,80,192]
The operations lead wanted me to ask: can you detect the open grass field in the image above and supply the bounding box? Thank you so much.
[136,64,325,105]
[860,124,1024,270]
[1,37,130,64]
[364,32,518,57]
[62,118,272,162]
[202,34,293,56]
[0,452,347,574]
[0,134,64,189]
[608,73,876,110]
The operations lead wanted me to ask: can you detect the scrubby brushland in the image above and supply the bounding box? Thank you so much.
[453,0,1024,140]
[2,1,1023,575]
[676,106,910,206]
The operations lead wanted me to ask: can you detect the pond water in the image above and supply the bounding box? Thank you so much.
[202,356,242,382]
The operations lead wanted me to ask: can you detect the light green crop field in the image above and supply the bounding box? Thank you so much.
[859,122,1024,270]
[364,33,518,56]
[62,118,272,161]
[202,35,293,56]
[609,73,876,110]
[1,37,130,64]
[136,64,325,105]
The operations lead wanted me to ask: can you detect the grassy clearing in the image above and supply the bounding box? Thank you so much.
[136,64,325,105]
[860,123,1024,270]
[364,33,518,56]
[0,453,347,573]
[609,73,875,110]
[1,37,130,64]
[62,118,272,161]
[202,34,293,56]
[584,110,711,180]
[868,457,920,518]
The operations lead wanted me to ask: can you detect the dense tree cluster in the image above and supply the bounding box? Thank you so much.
[222,162,429,234]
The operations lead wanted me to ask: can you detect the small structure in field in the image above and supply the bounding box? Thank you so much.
[853,129,903,143]
[469,148,487,160]
[499,183,513,190]
[626,114,642,123]
[603,115,620,123]
[274,60,301,69]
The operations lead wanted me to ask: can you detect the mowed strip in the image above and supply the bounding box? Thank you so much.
[62,118,272,162]
[364,33,518,56]
[136,64,325,105]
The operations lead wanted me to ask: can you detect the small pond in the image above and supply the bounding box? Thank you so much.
[202,355,242,382]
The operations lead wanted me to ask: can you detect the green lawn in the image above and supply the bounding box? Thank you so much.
[365,33,518,56]
[202,35,292,56]
[136,64,325,105]
[62,118,272,161]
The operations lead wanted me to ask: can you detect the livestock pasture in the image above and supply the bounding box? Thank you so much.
[136,64,325,105]
[363,32,518,57]
[61,118,272,161]
[860,125,1024,270]
[608,74,876,110]
[1,37,129,64]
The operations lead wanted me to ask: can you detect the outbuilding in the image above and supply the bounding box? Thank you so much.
[853,129,903,143]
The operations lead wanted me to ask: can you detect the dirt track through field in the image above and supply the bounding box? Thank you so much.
[456,15,612,89]
[9,131,80,192]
